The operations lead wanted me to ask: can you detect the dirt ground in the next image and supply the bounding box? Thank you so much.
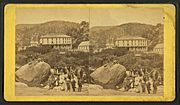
[15,83,163,96]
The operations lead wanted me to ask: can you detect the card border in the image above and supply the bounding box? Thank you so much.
[4,4,176,102]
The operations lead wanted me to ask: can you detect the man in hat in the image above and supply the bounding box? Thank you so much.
[71,78,76,92]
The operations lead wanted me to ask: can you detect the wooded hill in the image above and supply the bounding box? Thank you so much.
[16,20,163,50]
[16,20,84,48]
[90,23,163,50]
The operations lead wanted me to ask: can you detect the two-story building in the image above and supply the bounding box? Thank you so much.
[114,36,148,52]
[40,34,72,50]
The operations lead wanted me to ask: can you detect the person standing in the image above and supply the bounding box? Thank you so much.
[146,79,151,94]
[141,79,146,93]
[48,74,56,90]
[66,78,71,92]
[82,72,87,83]
[135,74,142,93]
[71,78,76,92]
[78,79,82,92]
[130,77,135,88]
[153,80,158,94]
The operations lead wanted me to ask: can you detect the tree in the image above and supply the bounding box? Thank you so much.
[66,21,89,48]
[25,46,52,54]
[101,48,128,56]
[116,52,163,72]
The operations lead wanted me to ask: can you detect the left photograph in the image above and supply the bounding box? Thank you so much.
[15,8,90,96]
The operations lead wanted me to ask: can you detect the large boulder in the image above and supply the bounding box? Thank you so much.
[15,60,51,87]
[90,63,126,89]
[15,82,28,88]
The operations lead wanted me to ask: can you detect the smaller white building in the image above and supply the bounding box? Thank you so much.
[78,41,90,52]
[17,46,28,51]
[30,40,39,47]
[106,43,114,49]
[153,43,164,54]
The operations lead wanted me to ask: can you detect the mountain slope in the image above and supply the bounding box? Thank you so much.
[90,23,164,50]
[16,21,164,51]
[16,20,81,47]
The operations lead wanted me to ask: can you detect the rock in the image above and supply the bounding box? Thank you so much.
[53,86,61,91]
[119,87,125,91]
[88,84,103,94]
[15,82,28,87]
[60,87,65,91]
[128,88,136,92]
[15,60,51,87]
[90,63,126,89]
[88,84,103,90]
[135,88,140,93]
[44,85,49,89]
[52,86,65,91]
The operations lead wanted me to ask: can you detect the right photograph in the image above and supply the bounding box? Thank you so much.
[89,8,164,96]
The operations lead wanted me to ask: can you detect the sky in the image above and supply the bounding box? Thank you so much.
[16,8,164,27]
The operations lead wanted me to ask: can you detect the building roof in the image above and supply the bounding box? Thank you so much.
[41,34,71,38]
[106,43,114,46]
[78,41,90,46]
[116,36,146,40]
[30,41,38,43]
[154,43,164,49]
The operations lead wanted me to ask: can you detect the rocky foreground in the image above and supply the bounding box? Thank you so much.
[15,82,163,96]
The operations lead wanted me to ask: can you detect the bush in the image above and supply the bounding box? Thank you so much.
[100,48,128,56]
[89,57,103,69]
[25,46,52,54]
[117,52,163,75]
[16,54,28,66]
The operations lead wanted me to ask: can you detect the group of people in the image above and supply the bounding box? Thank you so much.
[48,66,86,92]
[123,68,162,94]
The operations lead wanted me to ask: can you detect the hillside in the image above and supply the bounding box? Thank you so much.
[16,20,81,47]
[90,26,113,33]
[16,21,164,51]
[90,23,164,50]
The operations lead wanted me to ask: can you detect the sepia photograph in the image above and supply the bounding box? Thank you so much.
[15,7,164,96]
[4,4,176,101]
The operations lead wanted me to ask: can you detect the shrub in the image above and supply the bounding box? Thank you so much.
[101,48,128,56]
[117,52,163,75]
[25,46,52,54]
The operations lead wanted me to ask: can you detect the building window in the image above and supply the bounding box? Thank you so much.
[47,38,49,44]
[132,40,134,46]
[129,40,132,46]
[63,38,65,44]
[134,40,136,46]
[136,40,138,46]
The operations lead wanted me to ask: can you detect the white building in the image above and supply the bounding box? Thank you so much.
[40,34,72,50]
[78,41,91,52]
[30,40,39,47]
[153,43,163,54]
[105,43,114,49]
[114,36,148,52]
[17,46,27,51]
